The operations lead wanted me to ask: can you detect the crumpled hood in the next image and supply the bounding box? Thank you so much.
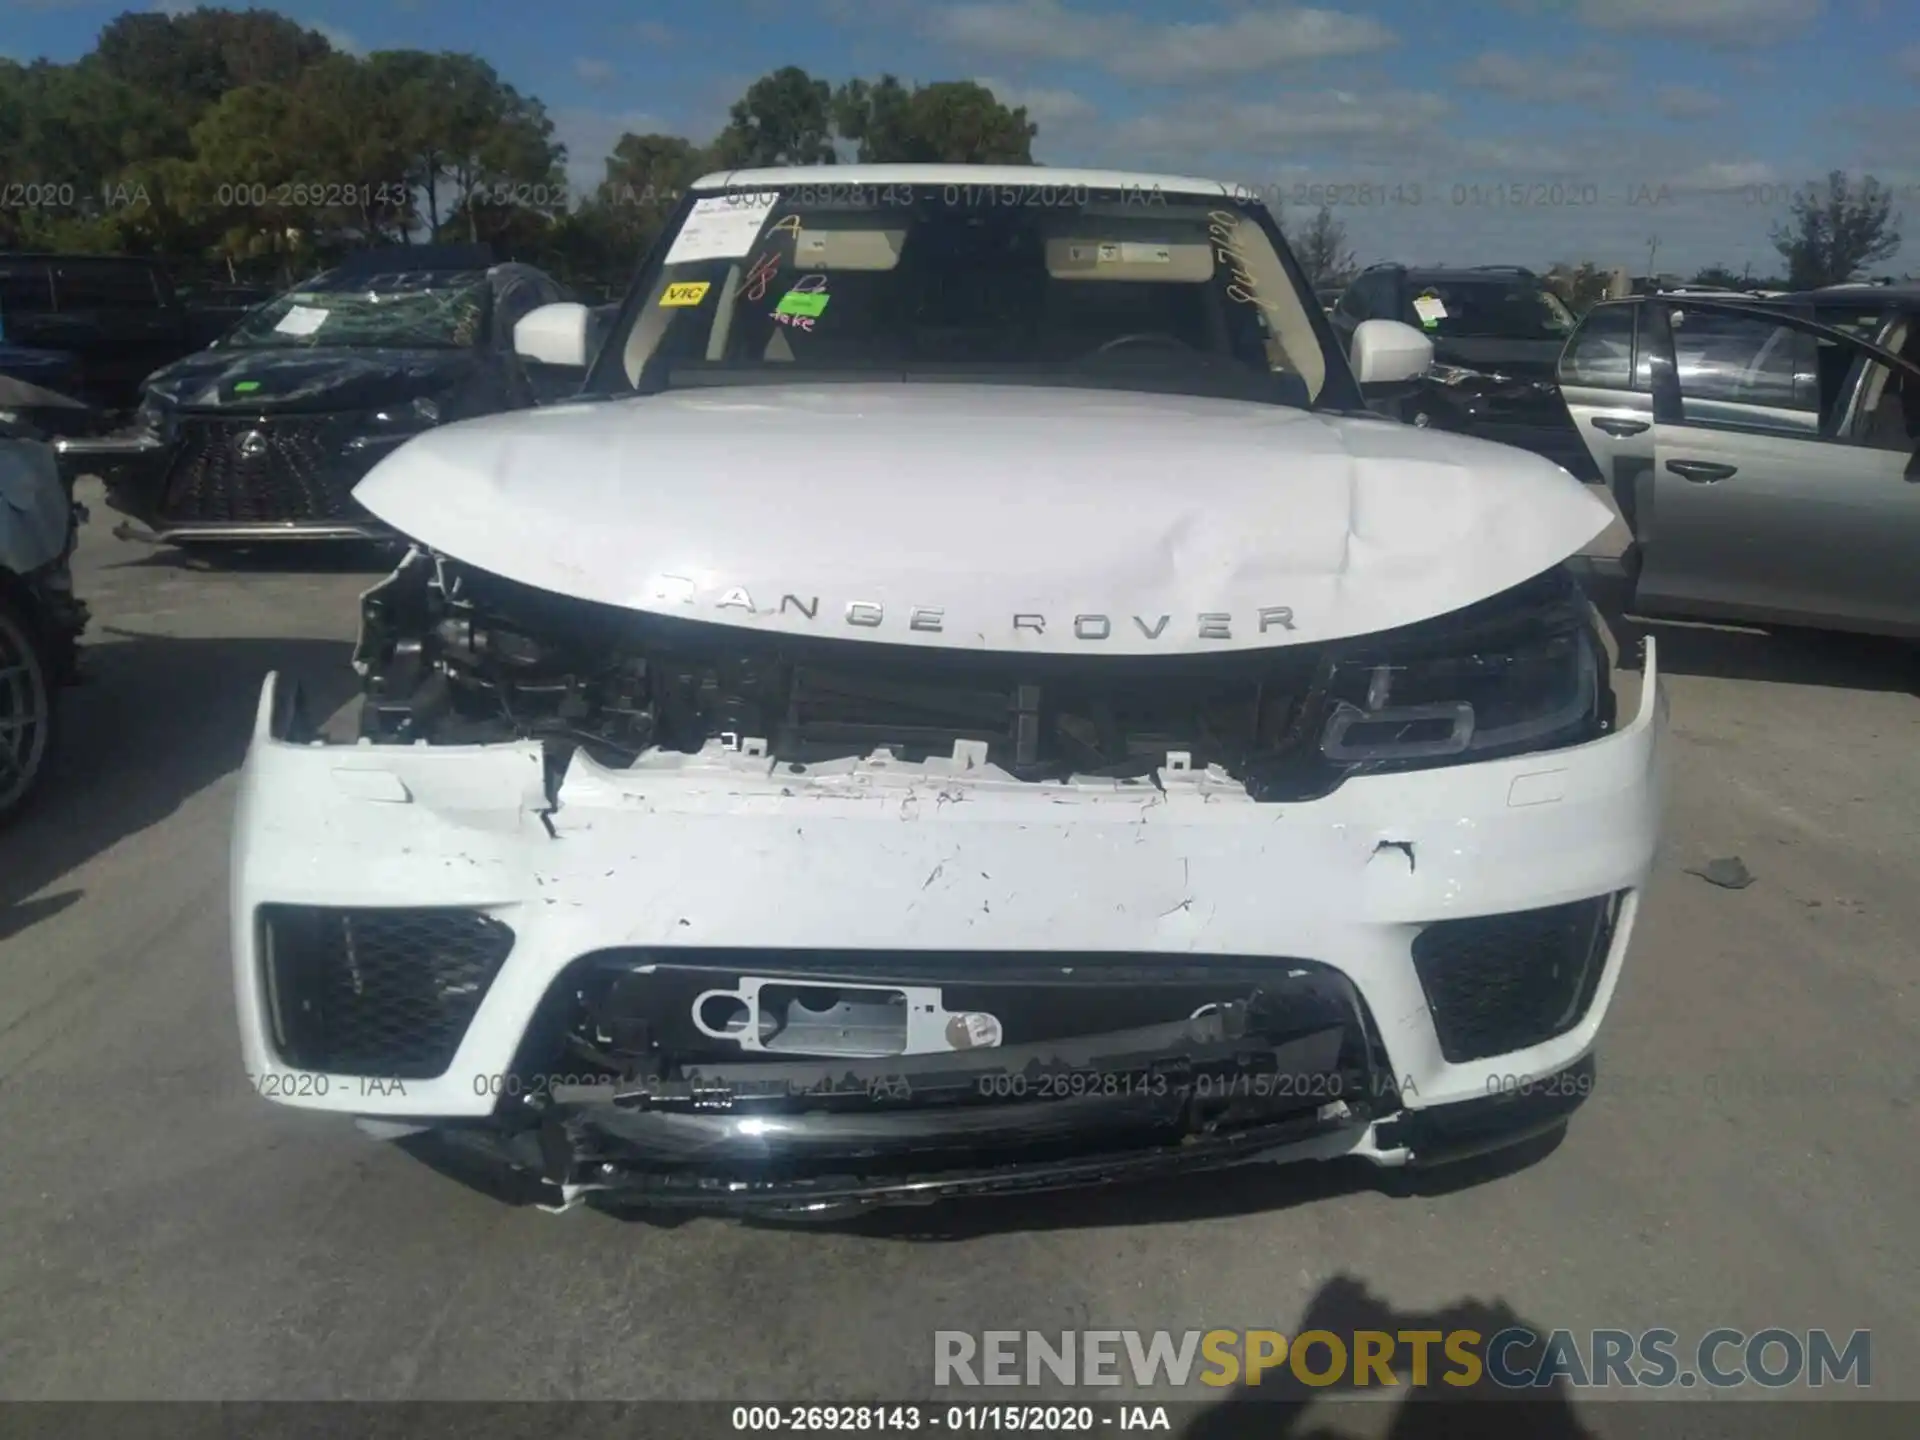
[353,383,1612,655]
[144,346,477,414]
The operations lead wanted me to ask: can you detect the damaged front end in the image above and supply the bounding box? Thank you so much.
[443,951,1392,1215]
[256,544,1645,1214]
[352,545,1615,805]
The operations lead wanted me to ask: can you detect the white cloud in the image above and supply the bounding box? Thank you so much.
[1574,0,1824,49]
[1106,90,1453,165]
[929,2,1397,82]
[629,19,673,46]
[1668,159,1782,190]
[1455,49,1621,106]
[551,107,675,197]
[1655,86,1724,120]
[307,19,365,56]
[1896,44,1920,79]
[574,57,617,88]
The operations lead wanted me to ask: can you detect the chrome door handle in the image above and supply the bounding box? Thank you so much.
[1591,416,1650,437]
[1665,459,1737,483]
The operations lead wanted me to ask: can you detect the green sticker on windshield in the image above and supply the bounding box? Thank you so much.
[233,380,261,392]
[776,290,829,318]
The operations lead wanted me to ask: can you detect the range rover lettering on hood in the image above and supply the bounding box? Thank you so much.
[351,383,1614,655]
[648,580,1296,641]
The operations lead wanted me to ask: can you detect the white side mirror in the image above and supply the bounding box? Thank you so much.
[514,302,591,368]
[1350,319,1434,387]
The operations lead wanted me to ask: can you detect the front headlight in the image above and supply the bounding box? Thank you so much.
[1320,622,1600,764]
[135,392,168,436]
[370,395,442,428]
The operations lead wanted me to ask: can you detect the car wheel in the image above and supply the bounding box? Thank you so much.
[0,591,55,826]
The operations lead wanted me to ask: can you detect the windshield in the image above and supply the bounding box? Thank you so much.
[223,276,488,350]
[588,185,1333,407]
[1408,281,1576,341]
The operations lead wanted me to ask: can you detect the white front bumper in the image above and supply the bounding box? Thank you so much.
[231,641,1667,1125]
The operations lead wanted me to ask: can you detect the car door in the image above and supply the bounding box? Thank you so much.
[1638,301,1920,634]
[1557,301,1656,535]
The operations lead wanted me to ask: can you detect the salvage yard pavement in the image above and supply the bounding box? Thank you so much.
[1,480,1917,1408]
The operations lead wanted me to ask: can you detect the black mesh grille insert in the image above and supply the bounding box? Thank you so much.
[261,906,514,1078]
[158,416,376,525]
[1410,893,1622,1064]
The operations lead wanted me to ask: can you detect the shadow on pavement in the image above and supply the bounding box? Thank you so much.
[1184,1275,1597,1439]
[0,627,355,928]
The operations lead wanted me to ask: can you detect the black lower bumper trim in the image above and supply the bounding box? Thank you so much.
[548,1107,1366,1214]
[1378,1053,1595,1168]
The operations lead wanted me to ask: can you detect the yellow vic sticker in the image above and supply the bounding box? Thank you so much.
[660,282,711,307]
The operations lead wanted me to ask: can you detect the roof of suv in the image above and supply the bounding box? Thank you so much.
[1772,283,1920,307]
[1399,266,1544,284]
[689,163,1241,195]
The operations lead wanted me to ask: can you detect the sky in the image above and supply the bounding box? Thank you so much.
[6,0,1918,275]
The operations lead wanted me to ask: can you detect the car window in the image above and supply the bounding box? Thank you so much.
[1353,272,1396,320]
[1404,280,1576,340]
[493,278,543,344]
[51,263,163,309]
[224,273,489,349]
[1854,317,1920,453]
[601,186,1329,407]
[1666,308,1832,435]
[0,264,57,319]
[1560,304,1634,388]
[1810,308,1885,343]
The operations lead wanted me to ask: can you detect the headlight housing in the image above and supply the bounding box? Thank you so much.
[134,391,170,437]
[1244,569,1614,802]
[370,395,443,428]
[1320,624,1599,764]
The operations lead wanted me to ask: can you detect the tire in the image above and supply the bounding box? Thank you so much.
[0,591,55,826]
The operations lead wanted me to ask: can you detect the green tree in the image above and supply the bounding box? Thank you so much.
[1293,206,1357,291]
[91,8,330,136]
[287,54,419,244]
[411,55,567,244]
[175,83,314,270]
[711,66,837,168]
[1770,171,1903,289]
[833,76,1036,163]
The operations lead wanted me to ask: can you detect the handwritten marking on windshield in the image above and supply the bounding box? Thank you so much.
[1208,210,1279,315]
[736,251,781,303]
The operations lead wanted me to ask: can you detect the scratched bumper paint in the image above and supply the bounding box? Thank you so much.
[231,641,1667,1124]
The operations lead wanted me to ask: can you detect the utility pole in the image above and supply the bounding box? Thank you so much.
[1645,235,1660,279]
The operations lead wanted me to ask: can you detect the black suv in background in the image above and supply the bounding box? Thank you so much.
[0,254,227,414]
[1331,263,1594,478]
[54,246,574,547]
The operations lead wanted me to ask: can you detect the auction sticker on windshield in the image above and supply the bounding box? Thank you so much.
[1413,294,1448,326]
[664,191,781,264]
[274,304,329,336]
[660,282,711,307]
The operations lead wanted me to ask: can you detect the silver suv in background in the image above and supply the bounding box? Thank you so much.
[1559,288,1920,637]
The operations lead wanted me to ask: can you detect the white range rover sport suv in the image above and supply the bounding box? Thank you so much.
[231,165,1668,1217]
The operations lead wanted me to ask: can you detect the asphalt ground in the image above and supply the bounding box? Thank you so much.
[1,481,1916,1428]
